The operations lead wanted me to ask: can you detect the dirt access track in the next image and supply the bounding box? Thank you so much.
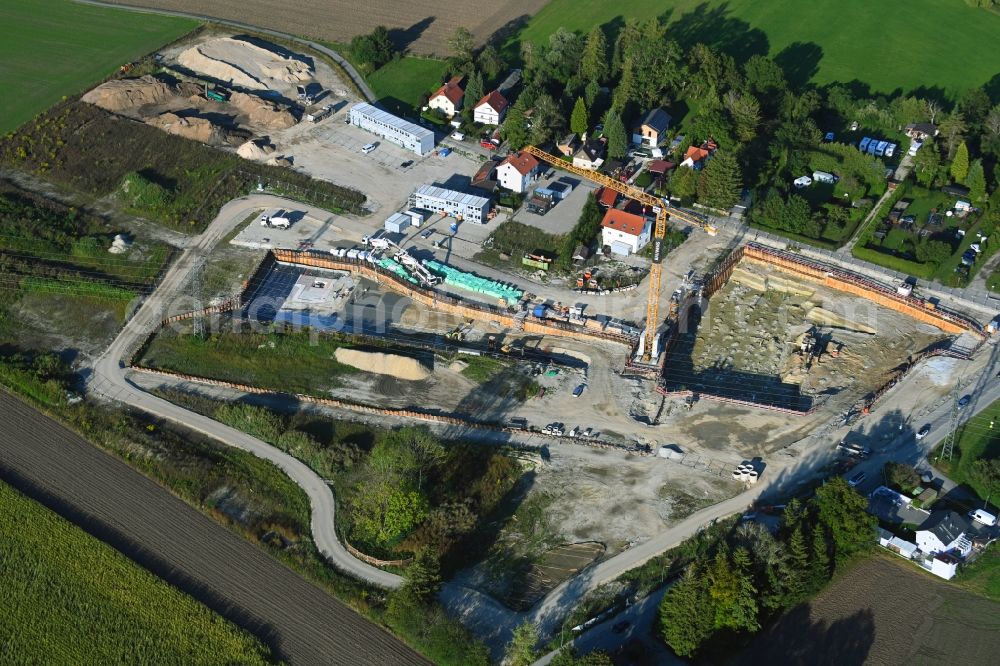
[0,391,426,666]
[101,0,549,54]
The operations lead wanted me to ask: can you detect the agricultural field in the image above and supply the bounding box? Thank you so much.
[0,0,196,134]
[0,480,274,665]
[514,0,1000,98]
[101,0,549,55]
[737,555,1000,664]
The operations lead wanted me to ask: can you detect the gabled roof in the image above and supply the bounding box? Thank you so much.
[431,76,465,105]
[557,133,578,148]
[684,141,717,164]
[575,140,605,162]
[472,159,497,184]
[498,151,539,176]
[596,187,618,207]
[647,159,675,175]
[635,107,672,133]
[601,208,648,237]
[906,122,937,134]
[475,90,509,113]
[918,510,972,545]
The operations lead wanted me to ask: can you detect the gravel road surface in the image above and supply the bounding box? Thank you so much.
[0,390,426,666]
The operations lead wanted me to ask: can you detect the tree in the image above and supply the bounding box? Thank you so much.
[611,58,636,110]
[448,27,475,67]
[698,152,742,210]
[744,55,787,110]
[786,526,810,601]
[706,549,758,632]
[465,70,484,113]
[940,114,968,159]
[529,93,564,145]
[627,20,685,107]
[809,528,832,590]
[670,166,698,200]
[969,458,1000,500]
[350,26,394,70]
[814,477,877,563]
[951,141,970,183]
[967,159,987,203]
[477,44,502,81]
[604,111,627,159]
[659,567,714,657]
[402,549,441,603]
[584,79,601,108]
[550,649,613,666]
[546,28,583,82]
[580,27,608,83]
[502,97,530,149]
[917,240,954,265]
[570,97,589,135]
[958,87,992,128]
[725,92,761,144]
[505,621,540,666]
[914,144,942,188]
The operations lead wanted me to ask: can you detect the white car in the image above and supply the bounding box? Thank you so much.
[450,131,465,141]
[361,142,377,154]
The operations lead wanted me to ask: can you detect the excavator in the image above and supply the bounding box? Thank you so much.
[521,145,717,362]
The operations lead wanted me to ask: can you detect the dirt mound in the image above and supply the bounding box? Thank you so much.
[82,75,175,112]
[178,37,313,91]
[228,92,297,129]
[334,348,430,380]
[237,138,276,160]
[147,112,229,145]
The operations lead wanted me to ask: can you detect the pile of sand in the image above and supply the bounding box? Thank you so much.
[237,138,276,160]
[178,37,312,91]
[228,92,297,129]
[147,112,229,145]
[267,156,293,167]
[334,348,431,381]
[82,75,175,112]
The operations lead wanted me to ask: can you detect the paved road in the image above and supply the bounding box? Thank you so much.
[73,0,376,101]
[0,391,424,665]
[87,193,402,589]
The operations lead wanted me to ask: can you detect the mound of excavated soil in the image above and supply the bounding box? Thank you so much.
[228,92,297,129]
[237,138,276,160]
[178,37,313,91]
[147,112,229,145]
[82,75,175,112]
[334,348,430,381]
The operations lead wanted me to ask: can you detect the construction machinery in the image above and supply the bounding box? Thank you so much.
[522,145,718,362]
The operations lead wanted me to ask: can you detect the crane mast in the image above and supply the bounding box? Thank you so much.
[520,145,714,361]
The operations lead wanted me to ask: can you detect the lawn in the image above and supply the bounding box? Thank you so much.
[0,481,273,665]
[512,0,1000,99]
[936,397,1000,502]
[140,327,359,395]
[0,0,197,134]
[369,57,449,116]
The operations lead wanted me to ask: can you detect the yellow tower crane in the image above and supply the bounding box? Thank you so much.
[521,145,716,361]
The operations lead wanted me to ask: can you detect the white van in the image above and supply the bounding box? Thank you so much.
[361,142,377,155]
[969,509,998,527]
[884,143,896,158]
[450,131,465,141]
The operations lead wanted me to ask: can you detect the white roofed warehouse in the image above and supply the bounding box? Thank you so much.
[349,103,434,156]
[409,185,491,223]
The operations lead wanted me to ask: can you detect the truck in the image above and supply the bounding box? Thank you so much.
[837,440,871,458]
[259,214,291,229]
[205,87,229,103]
[306,104,333,122]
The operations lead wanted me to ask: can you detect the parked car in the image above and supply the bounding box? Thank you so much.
[400,160,413,168]
[848,471,866,487]
[361,142,377,154]
[573,384,586,398]
[958,394,972,408]
[420,229,433,239]
[916,424,931,440]
[450,131,465,141]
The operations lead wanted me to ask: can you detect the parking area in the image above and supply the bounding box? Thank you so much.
[867,486,931,525]
[230,208,351,252]
[314,114,425,172]
[513,175,596,235]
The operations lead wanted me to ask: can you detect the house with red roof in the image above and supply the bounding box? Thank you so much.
[596,187,619,208]
[474,90,509,125]
[496,151,540,193]
[601,208,652,256]
[428,76,465,118]
[680,140,717,169]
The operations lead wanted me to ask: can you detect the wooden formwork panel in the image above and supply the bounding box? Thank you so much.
[823,276,967,334]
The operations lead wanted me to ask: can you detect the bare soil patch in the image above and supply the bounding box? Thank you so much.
[102,0,549,55]
[737,555,1000,665]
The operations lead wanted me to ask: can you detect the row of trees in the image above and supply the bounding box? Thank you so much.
[659,477,876,658]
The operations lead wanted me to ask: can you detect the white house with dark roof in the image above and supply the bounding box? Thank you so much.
[632,107,672,147]
[915,510,973,557]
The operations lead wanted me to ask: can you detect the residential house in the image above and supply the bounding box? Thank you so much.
[496,151,540,193]
[916,510,974,557]
[601,208,652,255]
[471,159,499,193]
[647,160,675,178]
[632,107,672,147]
[474,90,509,126]
[573,138,606,170]
[680,140,717,169]
[904,123,938,141]
[428,76,465,118]
[596,187,618,208]
[556,133,580,157]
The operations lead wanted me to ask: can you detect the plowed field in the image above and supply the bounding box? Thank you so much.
[0,391,427,666]
[737,555,1000,665]
[102,0,549,55]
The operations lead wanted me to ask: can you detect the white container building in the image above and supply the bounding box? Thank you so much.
[384,212,411,234]
[349,103,434,156]
[409,185,491,224]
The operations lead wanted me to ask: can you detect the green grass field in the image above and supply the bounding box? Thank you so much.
[0,481,273,665]
[0,0,197,134]
[514,0,1000,98]
[369,57,449,115]
[941,398,1000,500]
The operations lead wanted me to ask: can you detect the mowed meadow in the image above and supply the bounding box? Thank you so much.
[0,481,274,665]
[0,0,196,133]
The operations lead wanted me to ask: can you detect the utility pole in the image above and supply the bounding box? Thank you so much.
[940,389,960,462]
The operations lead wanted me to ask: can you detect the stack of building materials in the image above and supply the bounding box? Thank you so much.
[377,256,418,284]
[424,260,523,305]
